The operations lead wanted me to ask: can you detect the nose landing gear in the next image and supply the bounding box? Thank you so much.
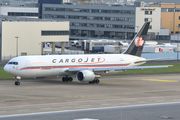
[15,80,20,85]
[14,76,21,86]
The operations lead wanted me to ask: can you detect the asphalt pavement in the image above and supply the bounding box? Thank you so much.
[0,103,180,120]
[0,73,180,117]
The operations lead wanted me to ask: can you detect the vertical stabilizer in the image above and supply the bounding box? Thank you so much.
[123,22,150,57]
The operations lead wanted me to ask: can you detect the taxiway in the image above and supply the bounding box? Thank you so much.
[0,73,180,118]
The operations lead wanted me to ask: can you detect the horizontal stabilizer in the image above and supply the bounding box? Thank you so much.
[134,58,172,64]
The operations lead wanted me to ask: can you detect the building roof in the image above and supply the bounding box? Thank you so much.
[135,0,180,4]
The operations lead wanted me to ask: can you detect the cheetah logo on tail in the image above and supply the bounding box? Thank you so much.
[134,36,144,47]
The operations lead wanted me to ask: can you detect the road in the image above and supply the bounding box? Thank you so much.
[0,73,180,118]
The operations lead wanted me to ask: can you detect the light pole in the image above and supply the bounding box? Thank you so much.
[169,21,172,35]
[15,37,19,57]
[136,26,139,33]
[177,26,180,60]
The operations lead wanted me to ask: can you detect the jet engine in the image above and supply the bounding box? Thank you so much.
[76,70,95,82]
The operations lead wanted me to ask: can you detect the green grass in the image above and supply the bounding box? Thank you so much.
[0,67,14,79]
[0,63,180,79]
[114,63,180,75]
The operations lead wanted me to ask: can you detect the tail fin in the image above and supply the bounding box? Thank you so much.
[123,22,150,57]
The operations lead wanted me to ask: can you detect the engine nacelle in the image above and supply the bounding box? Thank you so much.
[76,70,95,82]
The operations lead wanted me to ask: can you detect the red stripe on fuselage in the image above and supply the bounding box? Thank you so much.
[20,63,131,70]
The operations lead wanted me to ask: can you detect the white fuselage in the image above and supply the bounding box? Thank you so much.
[4,54,146,77]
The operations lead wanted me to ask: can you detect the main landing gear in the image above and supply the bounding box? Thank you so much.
[14,76,21,86]
[62,76,73,82]
[89,79,100,84]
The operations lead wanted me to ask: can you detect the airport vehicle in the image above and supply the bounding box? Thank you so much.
[55,42,70,49]
[104,45,121,54]
[4,22,172,85]
[70,40,78,46]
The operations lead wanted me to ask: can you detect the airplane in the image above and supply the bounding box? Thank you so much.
[4,22,172,85]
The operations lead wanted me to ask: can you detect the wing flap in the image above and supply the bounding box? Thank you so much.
[93,65,172,72]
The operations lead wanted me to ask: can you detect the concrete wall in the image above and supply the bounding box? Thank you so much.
[1,21,69,58]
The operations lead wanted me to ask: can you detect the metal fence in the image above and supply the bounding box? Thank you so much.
[1,52,180,62]
[141,52,180,60]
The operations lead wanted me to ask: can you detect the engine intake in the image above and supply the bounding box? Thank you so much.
[76,70,95,82]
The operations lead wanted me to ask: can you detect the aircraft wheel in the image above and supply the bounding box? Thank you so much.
[69,77,73,82]
[91,80,95,84]
[15,81,20,85]
[62,77,66,82]
[65,76,69,82]
[95,79,100,84]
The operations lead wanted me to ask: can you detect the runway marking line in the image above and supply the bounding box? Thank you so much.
[142,79,179,82]
[1,102,180,118]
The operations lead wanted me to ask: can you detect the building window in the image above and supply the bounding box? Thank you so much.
[55,8,65,11]
[161,8,168,12]
[8,12,38,17]
[41,31,69,36]
[144,18,148,22]
[101,10,111,13]
[144,18,152,22]
[91,9,99,13]
[145,11,152,15]
[179,16,180,20]
[105,17,111,20]
[175,9,180,12]
[45,7,55,11]
[149,25,152,29]
[168,9,174,12]
[21,52,27,56]
[145,11,148,14]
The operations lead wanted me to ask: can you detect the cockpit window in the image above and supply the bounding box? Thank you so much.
[8,62,18,65]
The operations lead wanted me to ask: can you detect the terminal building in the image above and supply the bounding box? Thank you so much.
[0,20,69,61]
[41,2,162,40]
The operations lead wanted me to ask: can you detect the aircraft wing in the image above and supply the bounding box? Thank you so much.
[65,68,88,73]
[66,65,172,73]
[134,58,171,64]
[93,65,172,72]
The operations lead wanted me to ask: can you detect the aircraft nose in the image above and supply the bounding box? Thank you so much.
[4,65,9,73]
